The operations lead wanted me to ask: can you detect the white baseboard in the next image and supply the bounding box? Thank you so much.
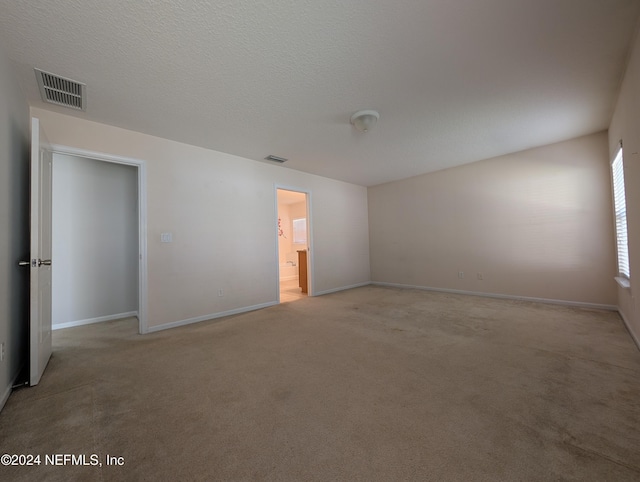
[53,311,139,330]
[0,363,25,413]
[371,282,618,311]
[145,301,278,333]
[145,282,371,333]
[314,281,371,297]
[618,310,640,352]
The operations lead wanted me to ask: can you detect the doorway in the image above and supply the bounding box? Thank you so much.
[49,145,148,333]
[276,188,311,302]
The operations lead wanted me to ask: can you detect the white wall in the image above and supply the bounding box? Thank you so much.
[609,26,640,346]
[368,132,617,306]
[32,107,370,330]
[0,48,29,409]
[52,154,138,327]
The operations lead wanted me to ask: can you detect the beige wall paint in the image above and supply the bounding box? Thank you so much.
[276,191,307,268]
[368,132,617,306]
[276,196,308,282]
[277,203,293,266]
[33,107,370,330]
[609,26,640,345]
[289,201,308,249]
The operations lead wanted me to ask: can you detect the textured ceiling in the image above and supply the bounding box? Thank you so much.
[1,0,639,186]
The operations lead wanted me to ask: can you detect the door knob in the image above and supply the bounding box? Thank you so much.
[18,259,51,267]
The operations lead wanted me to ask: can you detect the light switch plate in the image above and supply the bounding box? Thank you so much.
[161,232,172,243]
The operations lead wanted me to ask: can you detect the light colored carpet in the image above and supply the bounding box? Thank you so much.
[1,285,639,481]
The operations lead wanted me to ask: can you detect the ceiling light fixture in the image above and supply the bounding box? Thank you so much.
[350,110,379,132]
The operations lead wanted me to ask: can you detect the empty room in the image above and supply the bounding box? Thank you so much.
[0,1,639,480]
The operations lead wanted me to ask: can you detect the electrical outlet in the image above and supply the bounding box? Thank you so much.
[0,342,5,362]
[218,289,224,297]
[477,273,483,280]
[458,271,464,279]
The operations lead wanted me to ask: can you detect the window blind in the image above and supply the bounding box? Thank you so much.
[612,146,630,278]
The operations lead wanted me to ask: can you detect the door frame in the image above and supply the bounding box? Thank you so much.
[49,144,149,334]
[274,185,314,302]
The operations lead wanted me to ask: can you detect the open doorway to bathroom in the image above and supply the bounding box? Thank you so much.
[277,188,310,303]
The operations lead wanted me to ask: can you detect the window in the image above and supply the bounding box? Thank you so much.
[612,144,630,279]
[293,218,307,244]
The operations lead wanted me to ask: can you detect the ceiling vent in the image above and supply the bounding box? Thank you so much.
[35,68,86,111]
[264,155,288,163]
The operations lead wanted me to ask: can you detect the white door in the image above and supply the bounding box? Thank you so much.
[29,117,53,386]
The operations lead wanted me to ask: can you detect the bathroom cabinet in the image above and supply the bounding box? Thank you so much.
[297,250,308,293]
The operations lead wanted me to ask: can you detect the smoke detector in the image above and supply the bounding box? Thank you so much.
[35,68,86,111]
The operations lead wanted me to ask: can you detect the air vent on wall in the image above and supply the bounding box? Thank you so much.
[264,155,288,163]
[35,68,86,111]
